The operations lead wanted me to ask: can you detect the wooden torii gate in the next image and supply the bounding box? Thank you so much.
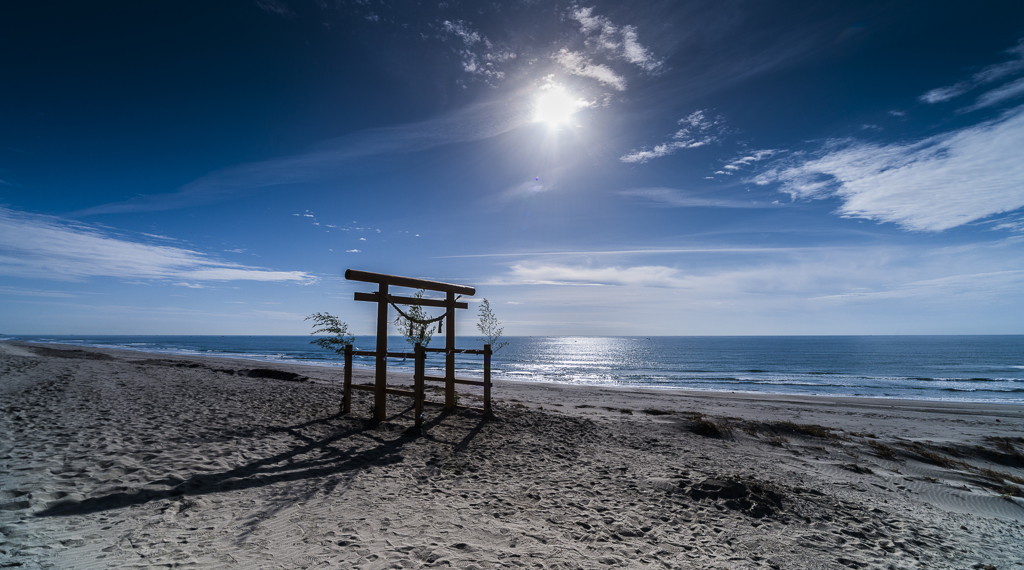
[344,269,489,423]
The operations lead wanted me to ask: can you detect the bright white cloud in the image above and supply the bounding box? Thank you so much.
[753,105,1024,231]
[552,49,626,91]
[620,110,725,163]
[569,7,663,72]
[719,149,779,174]
[0,207,316,284]
[620,26,660,72]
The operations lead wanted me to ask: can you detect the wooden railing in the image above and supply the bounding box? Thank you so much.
[342,343,492,428]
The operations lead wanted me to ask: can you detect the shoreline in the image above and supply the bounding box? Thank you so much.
[6,339,1022,408]
[2,341,1023,568]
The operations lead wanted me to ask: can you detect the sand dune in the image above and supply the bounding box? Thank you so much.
[1,341,1022,569]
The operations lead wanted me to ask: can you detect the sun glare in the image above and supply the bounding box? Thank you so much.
[535,88,584,126]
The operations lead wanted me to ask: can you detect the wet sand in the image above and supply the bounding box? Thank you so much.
[1,341,1022,569]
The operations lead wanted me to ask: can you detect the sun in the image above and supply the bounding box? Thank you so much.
[535,87,585,126]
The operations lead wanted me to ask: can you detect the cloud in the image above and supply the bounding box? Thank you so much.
[620,110,725,163]
[435,246,812,259]
[920,38,1024,107]
[968,76,1024,111]
[255,0,294,17]
[500,178,555,201]
[0,207,316,284]
[437,19,514,81]
[441,20,480,45]
[719,149,779,174]
[496,244,1024,316]
[753,105,1024,231]
[547,7,663,93]
[919,83,971,104]
[620,26,661,72]
[552,49,627,91]
[508,263,685,288]
[811,270,1024,302]
[346,249,361,253]
[0,286,80,298]
[617,188,775,209]
[569,7,663,73]
[73,99,533,216]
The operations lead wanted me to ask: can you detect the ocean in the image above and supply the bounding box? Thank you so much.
[2,335,1022,404]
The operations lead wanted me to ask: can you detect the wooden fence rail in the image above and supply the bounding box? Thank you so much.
[342,343,492,427]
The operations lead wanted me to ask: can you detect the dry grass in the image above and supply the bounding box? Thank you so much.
[686,413,732,438]
[998,484,1023,499]
[770,421,842,442]
[977,467,1024,486]
[867,441,897,460]
[901,443,969,469]
[978,436,1024,467]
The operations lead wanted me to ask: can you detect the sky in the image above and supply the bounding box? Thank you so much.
[2,0,1024,336]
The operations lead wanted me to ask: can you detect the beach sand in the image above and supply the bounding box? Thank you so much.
[1,341,1022,569]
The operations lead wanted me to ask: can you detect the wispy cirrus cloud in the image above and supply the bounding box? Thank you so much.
[920,38,1024,109]
[620,110,725,163]
[499,247,1024,309]
[0,286,81,298]
[967,76,1024,111]
[753,104,1024,232]
[73,99,533,216]
[811,270,1024,302]
[509,263,685,288]
[0,207,316,284]
[617,187,775,209]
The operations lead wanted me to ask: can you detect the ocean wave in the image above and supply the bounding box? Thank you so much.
[940,387,1024,393]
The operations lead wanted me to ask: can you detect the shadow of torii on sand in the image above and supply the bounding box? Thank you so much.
[35,403,494,518]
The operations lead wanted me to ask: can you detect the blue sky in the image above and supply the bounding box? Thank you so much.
[2,0,1024,336]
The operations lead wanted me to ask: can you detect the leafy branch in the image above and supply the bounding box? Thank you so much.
[476,298,508,352]
[306,312,353,354]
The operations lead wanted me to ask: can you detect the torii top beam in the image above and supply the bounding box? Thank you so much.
[345,269,475,296]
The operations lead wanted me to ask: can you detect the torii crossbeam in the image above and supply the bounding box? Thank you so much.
[346,269,475,421]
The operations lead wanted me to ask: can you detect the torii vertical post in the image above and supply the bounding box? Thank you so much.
[445,291,456,408]
[374,281,389,422]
